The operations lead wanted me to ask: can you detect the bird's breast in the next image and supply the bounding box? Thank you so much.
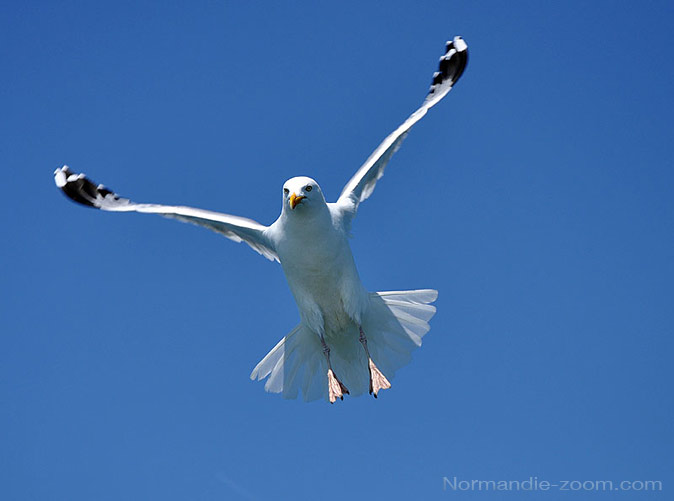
[275,219,367,334]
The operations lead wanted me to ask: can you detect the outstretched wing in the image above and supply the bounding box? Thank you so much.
[54,166,279,261]
[336,36,468,221]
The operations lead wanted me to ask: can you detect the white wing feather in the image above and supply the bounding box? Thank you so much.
[336,36,468,220]
[54,166,278,261]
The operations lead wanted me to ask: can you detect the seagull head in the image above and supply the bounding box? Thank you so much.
[282,176,324,212]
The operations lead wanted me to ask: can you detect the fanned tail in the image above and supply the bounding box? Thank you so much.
[249,324,327,401]
[250,289,438,402]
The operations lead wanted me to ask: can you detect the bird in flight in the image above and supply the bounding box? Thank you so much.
[55,36,468,403]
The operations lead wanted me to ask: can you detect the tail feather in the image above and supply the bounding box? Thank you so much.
[381,298,437,322]
[250,289,438,401]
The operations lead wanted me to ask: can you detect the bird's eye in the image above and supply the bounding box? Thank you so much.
[283,188,289,194]
[305,185,313,192]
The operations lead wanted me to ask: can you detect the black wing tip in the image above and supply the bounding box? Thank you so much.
[428,35,468,95]
[446,35,468,54]
[54,165,124,209]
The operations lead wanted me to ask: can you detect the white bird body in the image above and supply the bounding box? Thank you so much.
[269,178,369,339]
[54,37,468,402]
[277,226,368,341]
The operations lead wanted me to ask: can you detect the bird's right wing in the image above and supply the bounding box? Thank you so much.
[54,166,279,262]
[336,36,468,223]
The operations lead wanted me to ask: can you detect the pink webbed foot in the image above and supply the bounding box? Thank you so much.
[368,358,391,398]
[327,369,350,403]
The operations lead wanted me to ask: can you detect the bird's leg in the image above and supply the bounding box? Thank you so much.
[321,337,349,403]
[358,326,391,398]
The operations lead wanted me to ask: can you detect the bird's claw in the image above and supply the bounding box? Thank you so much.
[327,369,349,403]
[368,358,391,398]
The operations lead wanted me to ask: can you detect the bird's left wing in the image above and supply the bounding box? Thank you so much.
[336,36,468,222]
[54,166,278,261]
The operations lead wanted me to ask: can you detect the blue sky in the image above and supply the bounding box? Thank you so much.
[2,1,673,500]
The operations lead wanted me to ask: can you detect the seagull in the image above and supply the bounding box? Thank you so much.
[54,36,468,403]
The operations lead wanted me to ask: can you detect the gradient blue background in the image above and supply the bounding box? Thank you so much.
[2,2,672,499]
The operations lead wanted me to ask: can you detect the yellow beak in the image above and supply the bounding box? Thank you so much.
[289,193,305,209]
